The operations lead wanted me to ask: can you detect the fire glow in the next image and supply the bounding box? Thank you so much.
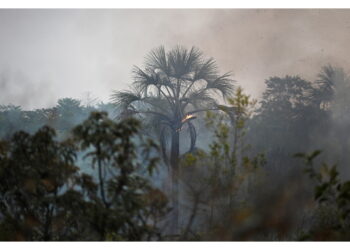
[181,114,196,124]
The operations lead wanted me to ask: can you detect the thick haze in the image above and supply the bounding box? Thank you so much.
[1,9,350,109]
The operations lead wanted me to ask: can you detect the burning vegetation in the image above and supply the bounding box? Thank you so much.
[1,45,350,241]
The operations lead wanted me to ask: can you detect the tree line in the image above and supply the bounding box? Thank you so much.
[1,46,350,240]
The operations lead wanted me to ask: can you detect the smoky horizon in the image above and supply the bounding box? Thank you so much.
[1,9,350,109]
[3,7,350,241]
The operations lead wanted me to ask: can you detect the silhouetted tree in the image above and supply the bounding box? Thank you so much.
[249,75,327,173]
[0,112,168,241]
[111,46,235,231]
[73,112,168,240]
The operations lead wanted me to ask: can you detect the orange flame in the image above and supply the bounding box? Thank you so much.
[181,114,196,123]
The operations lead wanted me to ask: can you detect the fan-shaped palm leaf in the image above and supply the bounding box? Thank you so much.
[111,90,141,109]
[316,65,336,86]
[167,46,202,79]
[145,46,170,75]
[206,73,235,98]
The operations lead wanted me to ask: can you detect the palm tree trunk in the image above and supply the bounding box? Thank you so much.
[170,129,180,234]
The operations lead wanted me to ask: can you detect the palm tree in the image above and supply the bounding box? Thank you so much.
[111,46,235,232]
[314,65,336,109]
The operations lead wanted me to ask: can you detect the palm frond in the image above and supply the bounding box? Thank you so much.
[110,90,141,110]
[145,46,170,75]
[192,57,218,82]
[167,46,202,78]
[314,65,337,103]
[206,73,235,98]
[133,65,176,96]
[181,57,221,98]
[316,65,335,86]
[184,47,203,72]
[132,66,160,94]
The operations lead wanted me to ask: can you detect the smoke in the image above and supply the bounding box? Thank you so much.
[0,68,56,108]
[1,9,350,109]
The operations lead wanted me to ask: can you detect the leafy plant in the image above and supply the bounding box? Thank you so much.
[295,150,350,240]
[0,112,169,241]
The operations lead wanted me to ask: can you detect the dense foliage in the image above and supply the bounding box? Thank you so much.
[2,47,350,241]
[0,112,168,240]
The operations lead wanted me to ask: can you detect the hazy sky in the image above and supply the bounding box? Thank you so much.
[1,9,350,109]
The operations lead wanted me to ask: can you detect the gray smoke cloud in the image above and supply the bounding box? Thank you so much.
[1,9,350,109]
